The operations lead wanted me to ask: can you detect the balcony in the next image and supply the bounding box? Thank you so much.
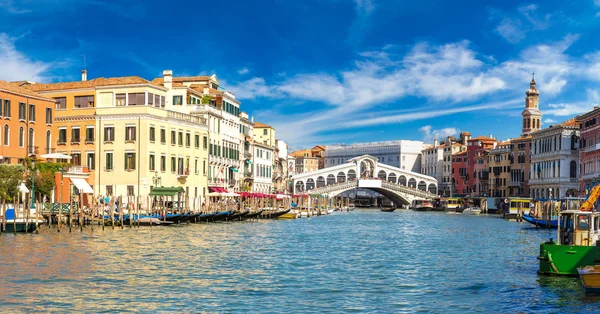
[67,166,84,173]
[584,143,600,153]
[528,177,578,185]
[244,171,253,179]
[244,152,252,158]
[508,180,523,187]
[176,169,190,179]
[27,146,39,156]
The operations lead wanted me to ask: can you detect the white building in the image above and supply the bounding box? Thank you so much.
[253,142,274,193]
[325,140,425,172]
[421,139,444,186]
[240,111,254,191]
[529,119,580,199]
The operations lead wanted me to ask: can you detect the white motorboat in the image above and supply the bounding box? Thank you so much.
[463,206,482,215]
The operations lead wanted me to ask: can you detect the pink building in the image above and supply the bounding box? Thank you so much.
[577,106,600,193]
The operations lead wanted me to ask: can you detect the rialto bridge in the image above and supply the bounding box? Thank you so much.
[291,155,438,205]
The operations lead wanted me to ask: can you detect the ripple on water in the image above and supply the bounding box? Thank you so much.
[0,210,597,312]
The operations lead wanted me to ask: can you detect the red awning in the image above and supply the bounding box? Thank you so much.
[209,186,227,193]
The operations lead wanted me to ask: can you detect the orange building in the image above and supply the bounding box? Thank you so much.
[0,80,56,164]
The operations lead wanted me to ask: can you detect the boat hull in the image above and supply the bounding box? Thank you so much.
[523,214,558,228]
[578,266,600,293]
[538,241,600,276]
[4,221,43,233]
[278,212,298,219]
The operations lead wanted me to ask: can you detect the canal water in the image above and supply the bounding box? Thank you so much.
[0,210,598,313]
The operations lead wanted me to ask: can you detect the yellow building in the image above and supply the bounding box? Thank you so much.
[25,73,209,208]
[253,122,276,147]
[488,141,511,198]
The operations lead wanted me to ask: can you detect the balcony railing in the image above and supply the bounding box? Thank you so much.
[177,169,190,179]
[508,180,523,187]
[528,177,578,185]
[27,146,39,155]
[583,143,600,153]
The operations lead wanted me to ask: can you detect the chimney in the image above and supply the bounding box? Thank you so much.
[489,134,493,139]
[163,70,173,89]
[433,139,438,147]
[81,69,87,81]
[595,106,599,110]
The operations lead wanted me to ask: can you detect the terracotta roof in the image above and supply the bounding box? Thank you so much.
[25,76,154,92]
[468,136,496,141]
[453,151,468,157]
[0,79,54,101]
[254,122,273,129]
[452,143,464,147]
[152,76,212,85]
[312,145,325,151]
[510,135,532,142]
[560,118,579,127]
[424,143,446,150]
[289,149,311,157]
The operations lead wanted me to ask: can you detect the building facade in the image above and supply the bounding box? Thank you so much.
[452,151,468,195]
[253,122,275,147]
[325,140,424,172]
[0,80,56,164]
[529,119,580,199]
[240,112,254,192]
[421,139,444,187]
[466,136,497,196]
[521,75,543,137]
[508,136,531,197]
[253,142,273,193]
[576,107,600,194]
[488,142,511,198]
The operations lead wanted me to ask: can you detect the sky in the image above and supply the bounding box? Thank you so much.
[1,0,600,150]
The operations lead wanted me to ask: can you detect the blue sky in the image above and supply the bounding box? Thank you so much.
[2,0,600,149]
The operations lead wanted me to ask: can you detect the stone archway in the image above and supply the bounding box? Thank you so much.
[388,173,397,183]
[295,181,305,192]
[399,176,407,186]
[377,170,386,180]
[418,181,427,191]
[327,174,336,185]
[428,183,437,194]
[360,159,375,178]
[316,176,326,188]
[306,179,315,190]
[408,178,417,188]
[337,172,346,183]
[348,169,356,181]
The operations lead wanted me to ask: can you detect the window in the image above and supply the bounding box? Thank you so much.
[45,108,52,124]
[3,100,10,118]
[173,95,183,105]
[171,130,176,145]
[195,158,199,174]
[0,99,2,116]
[125,126,136,141]
[106,185,113,196]
[171,156,176,172]
[154,94,161,108]
[128,93,145,106]
[125,152,136,170]
[71,153,81,166]
[148,93,154,106]
[29,104,35,122]
[18,127,24,147]
[186,133,190,147]
[18,102,26,120]
[149,154,155,171]
[74,95,94,108]
[149,126,155,142]
[178,131,183,146]
[195,134,200,148]
[3,124,8,145]
[104,126,114,142]
[160,128,166,144]
[203,135,207,149]
[58,128,67,144]
[263,129,267,135]
[203,160,206,175]
[87,152,95,170]
[86,127,94,142]
[105,152,114,170]
[160,155,166,172]
[116,94,126,106]
[127,185,134,197]
[71,127,80,143]
[55,97,66,109]
[161,96,165,108]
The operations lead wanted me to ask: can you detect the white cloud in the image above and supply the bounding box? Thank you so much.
[347,0,375,45]
[0,33,52,82]
[0,0,31,13]
[237,67,249,75]
[494,4,553,43]
[545,89,600,117]
[419,125,460,143]
[544,118,557,124]
[496,18,524,43]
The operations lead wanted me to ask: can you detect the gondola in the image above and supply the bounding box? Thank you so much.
[380,207,396,212]
[242,210,263,220]
[227,210,249,221]
[179,213,200,223]
[198,213,216,222]
[522,214,558,228]
[268,209,291,219]
[210,211,232,222]
[163,214,184,224]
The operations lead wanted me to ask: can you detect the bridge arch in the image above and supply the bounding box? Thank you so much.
[408,178,417,188]
[316,176,326,188]
[428,183,437,194]
[388,173,397,183]
[337,172,346,183]
[418,181,427,191]
[306,178,315,190]
[348,169,356,181]
[327,174,336,185]
[399,175,407,186]
[295,181,305,192]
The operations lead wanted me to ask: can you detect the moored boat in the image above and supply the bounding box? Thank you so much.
[411,199,433,211]
[578,265,600,293]
[462,207,482,215]
[2,209,45,233]
[522,214,558,228]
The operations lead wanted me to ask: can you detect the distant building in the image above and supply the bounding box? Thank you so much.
[289,148,320,173]
[466,136,498,196]
[253,122,276,147]
[325,140,424,172]
[529,119,580,199]
[252,142,273,193]
[521,75,543,137]
[576,106,600,194]
[452,151,468,195]
[488,141,511,198]
[508,136,531,197]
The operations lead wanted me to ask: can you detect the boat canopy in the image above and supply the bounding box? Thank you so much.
[149,187,185,196]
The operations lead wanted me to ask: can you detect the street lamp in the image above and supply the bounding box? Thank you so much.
[152,171,162,187]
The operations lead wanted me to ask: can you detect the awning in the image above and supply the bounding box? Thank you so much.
[245,159,252,164]
[230,167,239,173]
[209,186,228,193]
[69,178,94,194]
[149,186,184,196]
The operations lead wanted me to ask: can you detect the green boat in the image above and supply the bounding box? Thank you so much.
[538,210,600,276]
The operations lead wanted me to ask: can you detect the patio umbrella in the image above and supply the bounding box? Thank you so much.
[41,153,73,160]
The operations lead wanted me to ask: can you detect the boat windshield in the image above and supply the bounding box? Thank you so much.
[577,215,590,231]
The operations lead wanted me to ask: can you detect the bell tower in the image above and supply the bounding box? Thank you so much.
[521,72,542,136]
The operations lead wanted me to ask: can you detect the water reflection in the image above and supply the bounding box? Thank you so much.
[0,211,598,312]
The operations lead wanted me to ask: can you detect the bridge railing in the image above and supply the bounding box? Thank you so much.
[305,178,437,199]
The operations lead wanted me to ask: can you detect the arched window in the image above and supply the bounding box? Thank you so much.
[570,160,577,178]
[337,172,346,183]
[2,125,6,145]
[28,128,34,152]
[316,176,325,188]
[19,127,24,147]
[46,130,51,154]
[326,174,335,185]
